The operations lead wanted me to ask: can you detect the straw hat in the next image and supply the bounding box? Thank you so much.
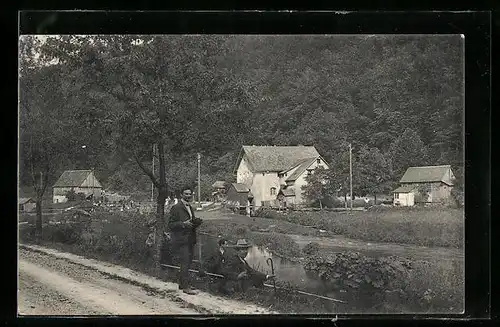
[233,239,252,248]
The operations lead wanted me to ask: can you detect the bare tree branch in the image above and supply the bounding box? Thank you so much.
[29,135,39,196]
[133,151,160,188]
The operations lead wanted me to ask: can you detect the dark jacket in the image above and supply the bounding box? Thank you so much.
[206,247,268,287]
[167,201,203,245]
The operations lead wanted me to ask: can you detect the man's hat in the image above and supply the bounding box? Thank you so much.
[234,239,252,248]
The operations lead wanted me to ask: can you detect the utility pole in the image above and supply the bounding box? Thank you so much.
[197,153,201,207]
[91,167,95,203]
[349,143,353,212]
[151,144,155,203]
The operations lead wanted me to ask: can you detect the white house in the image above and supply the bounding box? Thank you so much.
[52,170,103,203]
[392,186,415,206]
[233,145,329,208]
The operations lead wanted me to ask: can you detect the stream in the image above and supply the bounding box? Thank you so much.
[198,234,337,297]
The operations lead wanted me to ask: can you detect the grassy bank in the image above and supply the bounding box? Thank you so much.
[303,250,463,313]
[256,207,464,248]
[18,213,333,313]
[18,210,463,313]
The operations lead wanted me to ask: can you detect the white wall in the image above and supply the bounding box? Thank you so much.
[251,172,281,206]
[393,192,414,206]
[80,172,103,188]
[236,156,254,186]
[53,195,67,203]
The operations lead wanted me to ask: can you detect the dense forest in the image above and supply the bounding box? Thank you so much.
[19,35,464,201]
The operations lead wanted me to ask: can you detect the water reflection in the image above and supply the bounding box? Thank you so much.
[245,246,331,293]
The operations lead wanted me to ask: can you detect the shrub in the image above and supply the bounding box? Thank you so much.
[302,242,320,255]
[235,226,250,236]
[304,251,413,311]
[254,208,280,219]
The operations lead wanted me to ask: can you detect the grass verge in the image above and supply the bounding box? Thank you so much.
[255,207,464,248]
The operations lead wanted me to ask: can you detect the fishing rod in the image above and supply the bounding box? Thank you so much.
[160,263,346,304]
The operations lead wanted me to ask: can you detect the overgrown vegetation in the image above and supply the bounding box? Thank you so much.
[256,207,464,248]
[302,242,321,255]
[303,251,463,313]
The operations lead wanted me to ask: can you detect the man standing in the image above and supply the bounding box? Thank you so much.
[167,187,203,295]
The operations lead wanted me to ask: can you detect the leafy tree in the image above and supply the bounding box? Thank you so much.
[388,128,431,179]
[355,146,394,203]
[326,144,353,206]
[302,166,336,209]
[19,37,72,243]
[33,35,260,274]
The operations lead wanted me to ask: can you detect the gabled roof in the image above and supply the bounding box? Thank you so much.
[240,145,320,172]
[231,183,250,193]
[285,157,318,182]
[19,197,34,204]
[399,165,453,185]
[393,186,415,193]
[53,170,98,188]
[211,181,226,189]
[278,188,295,197]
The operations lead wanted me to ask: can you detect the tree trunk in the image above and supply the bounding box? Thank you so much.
[374,194,377,205]
[35,197,43,244]
[154,187,167,276]
[319,199,323,210]
[344,194,348,210]
[154,141,168,277]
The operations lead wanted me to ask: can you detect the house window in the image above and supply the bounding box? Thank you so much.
[307,170,312,176]
[394,193,399,199]
[270,187,276,196]
[317,158,321,164]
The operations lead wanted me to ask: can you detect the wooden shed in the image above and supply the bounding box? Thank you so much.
[19,197,36,212]
[226,183,253,209]
[52,170,103,203]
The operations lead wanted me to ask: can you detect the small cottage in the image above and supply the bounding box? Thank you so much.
[392,186,415,207]
[396,165,455,204]
[19,197,36,212]
[52,170,103,203]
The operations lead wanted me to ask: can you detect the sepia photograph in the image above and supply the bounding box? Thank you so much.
[18,34,465,315]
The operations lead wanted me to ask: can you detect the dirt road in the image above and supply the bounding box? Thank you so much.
[18,249,198,315]
[18,246,275,316]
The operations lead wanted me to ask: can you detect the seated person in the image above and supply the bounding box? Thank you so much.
[205,238,275,294]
